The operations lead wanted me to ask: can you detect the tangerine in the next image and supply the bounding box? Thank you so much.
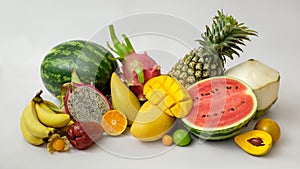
[102,110,127,136]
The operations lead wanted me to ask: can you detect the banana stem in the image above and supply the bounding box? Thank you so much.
[32,90,44,103]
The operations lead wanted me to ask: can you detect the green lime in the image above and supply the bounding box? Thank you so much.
[173,129,191,146]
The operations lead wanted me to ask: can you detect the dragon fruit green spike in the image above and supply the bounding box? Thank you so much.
[107,24,161,101]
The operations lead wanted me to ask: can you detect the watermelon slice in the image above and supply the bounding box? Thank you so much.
[182,76,257,140]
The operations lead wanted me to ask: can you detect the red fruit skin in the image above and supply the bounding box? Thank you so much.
[122,52,160,100]
[63,82,112,119]
[67,122,103,150]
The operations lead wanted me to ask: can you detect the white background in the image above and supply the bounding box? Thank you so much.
[1,0,299,168]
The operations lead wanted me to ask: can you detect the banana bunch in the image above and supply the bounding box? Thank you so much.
[20,90,73,146]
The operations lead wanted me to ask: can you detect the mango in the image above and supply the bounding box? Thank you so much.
[110,72,141,125]
[143,75,193,118]
[234,130,273,156]
[130,102,176,141]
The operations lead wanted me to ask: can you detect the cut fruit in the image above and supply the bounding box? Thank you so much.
[110,72,140,125]
[102,110,128,136]
[63,70,112,123]
[182,76,257,140]
[143,75,193,118]
[234,130,273,156]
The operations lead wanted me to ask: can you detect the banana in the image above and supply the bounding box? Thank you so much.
[43,100,65,114]
[36,102,71,128]
[20,112,44,146]
[22,101,54,138]
[58,120,74,133]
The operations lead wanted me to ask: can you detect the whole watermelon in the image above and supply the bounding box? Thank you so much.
[41,40,118,97]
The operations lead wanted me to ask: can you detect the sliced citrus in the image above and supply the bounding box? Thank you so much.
[102,110,128,136]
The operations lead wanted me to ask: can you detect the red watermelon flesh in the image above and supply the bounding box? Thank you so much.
[182,76,257,140]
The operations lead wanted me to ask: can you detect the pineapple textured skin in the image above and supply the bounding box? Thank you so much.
[168,10,257,88]
[169,47,224,88]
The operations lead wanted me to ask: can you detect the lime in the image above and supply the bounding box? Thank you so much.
[173,129,191,146]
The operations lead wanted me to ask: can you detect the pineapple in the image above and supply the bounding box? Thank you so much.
[168,10,258,88]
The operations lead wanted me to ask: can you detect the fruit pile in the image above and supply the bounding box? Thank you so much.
[20,10,281,156]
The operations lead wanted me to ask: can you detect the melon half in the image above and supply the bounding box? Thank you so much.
[225,59,280,118]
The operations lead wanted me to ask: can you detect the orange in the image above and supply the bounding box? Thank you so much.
[102,110,127,136]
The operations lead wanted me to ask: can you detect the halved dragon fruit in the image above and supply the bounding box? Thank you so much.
[62,70,112,123]
[107,25,161,101]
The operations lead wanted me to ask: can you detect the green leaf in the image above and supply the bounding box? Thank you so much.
[107,24,136,58]
[122,34,135,53]
[197,10,258,62]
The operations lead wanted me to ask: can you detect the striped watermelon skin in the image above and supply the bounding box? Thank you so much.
[183,116,254,140]
[41,40,118,96]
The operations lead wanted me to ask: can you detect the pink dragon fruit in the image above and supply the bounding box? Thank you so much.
[107,25,161,101]
[61,70,112,123]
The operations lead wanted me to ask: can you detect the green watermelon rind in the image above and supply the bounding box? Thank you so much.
[181,76,258,140]
[40,40,117,96]
[183,114,254,140]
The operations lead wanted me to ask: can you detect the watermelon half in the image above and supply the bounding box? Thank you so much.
[182,76,257,140]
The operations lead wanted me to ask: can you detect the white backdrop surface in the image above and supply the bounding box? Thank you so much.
[1,0,299,169]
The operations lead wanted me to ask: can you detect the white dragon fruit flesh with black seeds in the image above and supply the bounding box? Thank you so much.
[64,83,112,123]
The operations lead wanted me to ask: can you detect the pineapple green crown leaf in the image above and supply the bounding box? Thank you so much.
[197,10,258,62]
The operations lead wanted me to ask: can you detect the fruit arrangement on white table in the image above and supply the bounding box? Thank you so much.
[20,10,281,156]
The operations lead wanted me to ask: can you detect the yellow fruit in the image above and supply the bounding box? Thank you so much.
[234,130,273,156]
[20,112,44,146]
[162,135,173,146]
[47,134,70,154]
[58,120,74,133]
[143,75,192,118]
[35,103,71,128]
[110,72,140,125]
[254,118,281,144]
[52,139,65,151]
[22,101,54,138]
[130,102,176,141]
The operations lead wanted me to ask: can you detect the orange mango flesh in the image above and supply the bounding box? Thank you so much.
[143,75,193,118]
